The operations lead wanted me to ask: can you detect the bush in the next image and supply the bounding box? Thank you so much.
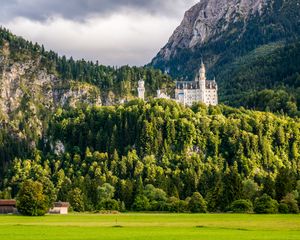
[278,203,289,214]
[98,199,119,211]
[280,193,299,214]
[16,180,50,216]
[144,185,167,202]
[188,192,207,213]
[167,197,189,213]
[230,199,253,213]
[254,194,278,214]
[149,200,168,211]
[132,195,150,211]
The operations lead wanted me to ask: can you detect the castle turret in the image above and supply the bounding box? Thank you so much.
[198,60,206,103]
[199,59,206,81]
[137,80,145,100]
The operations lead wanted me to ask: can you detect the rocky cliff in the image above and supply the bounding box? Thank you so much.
[152,0,300,75]
[157,0,268,61]
[0,41,101,144]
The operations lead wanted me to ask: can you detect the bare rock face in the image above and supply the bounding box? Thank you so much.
[158,0,267,61]
[0,61,102,118]
[0,42,102,142]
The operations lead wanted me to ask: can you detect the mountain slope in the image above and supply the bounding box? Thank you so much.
[2,99,300,211]
[0,27,173,172]
[151,0,300,115]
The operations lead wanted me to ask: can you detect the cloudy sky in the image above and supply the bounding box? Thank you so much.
[0,0,199,66]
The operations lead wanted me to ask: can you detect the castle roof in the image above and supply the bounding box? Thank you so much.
[206,80,218,89]
[176,81,199,89]
[176,80,217,90]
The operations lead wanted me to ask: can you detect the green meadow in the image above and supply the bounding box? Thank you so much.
[0,214,299,240]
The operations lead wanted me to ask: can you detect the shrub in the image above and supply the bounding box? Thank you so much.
[278,203,289,213]
[98,199,119,211]
[16,180,49,216]
[144,185,167,202]
[132,195,150,211]
[230,199,253,213]
[188,192,207,213]
[254,194,278,214]
[280,193,299,214]
[150,200,168,211]
[167,197,189,213]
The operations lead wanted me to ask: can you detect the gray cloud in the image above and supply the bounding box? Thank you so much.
[0,0,198,22]
[1,0,199,65]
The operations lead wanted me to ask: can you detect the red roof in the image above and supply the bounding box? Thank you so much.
[0,200,16,206]
[54,202,69,207]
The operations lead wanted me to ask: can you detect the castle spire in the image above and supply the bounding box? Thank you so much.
[199,59,206,81]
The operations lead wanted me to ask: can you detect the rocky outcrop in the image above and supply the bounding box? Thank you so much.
[155,0,268,62]
[0,42,102,144]
[0,42,102,121]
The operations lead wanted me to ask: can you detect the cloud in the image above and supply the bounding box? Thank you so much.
[5,13,180,66]
[0,0,199,22]
[1,0,199,66]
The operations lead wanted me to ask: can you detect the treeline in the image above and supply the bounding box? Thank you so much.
[0,27,174,99]
[1,99,300,213]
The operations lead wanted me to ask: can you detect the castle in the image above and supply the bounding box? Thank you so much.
[138,61,218,106]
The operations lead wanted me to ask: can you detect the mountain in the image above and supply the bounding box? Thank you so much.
[0,27,299,213]
[151,0,300,115]
[0,27,173,171]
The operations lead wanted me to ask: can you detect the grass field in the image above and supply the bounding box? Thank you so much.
[0,213,299,240]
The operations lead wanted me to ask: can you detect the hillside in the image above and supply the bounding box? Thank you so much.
[1,99,300,211]
[0,27,173,170]
[151,0,300,115]
[1,18,300,213]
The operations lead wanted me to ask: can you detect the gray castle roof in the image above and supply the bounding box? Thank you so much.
[176,80,217,90]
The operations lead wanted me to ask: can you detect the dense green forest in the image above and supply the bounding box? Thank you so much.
[218,41,300,117]
[1,99,300,213]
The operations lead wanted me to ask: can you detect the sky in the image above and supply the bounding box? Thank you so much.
[0,0,199,66]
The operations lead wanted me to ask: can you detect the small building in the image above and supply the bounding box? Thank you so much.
[49,202,70,215]
[156,89,170,100]
[0,200,17,214]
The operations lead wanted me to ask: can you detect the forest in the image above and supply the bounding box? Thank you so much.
[1,24,300,214]
[1,99,300,213]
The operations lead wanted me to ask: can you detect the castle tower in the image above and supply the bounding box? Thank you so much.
[198,60,206,103]
[138,80,145,100]
[199,60,206,81]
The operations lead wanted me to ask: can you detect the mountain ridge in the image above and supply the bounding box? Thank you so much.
[151,0,300,115]
[156,0,268,62]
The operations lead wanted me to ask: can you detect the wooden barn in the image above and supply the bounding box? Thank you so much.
[49,202,70,214]
[0,200,17,214]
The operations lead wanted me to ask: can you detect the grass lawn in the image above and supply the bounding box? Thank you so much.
[0,213,299,240]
